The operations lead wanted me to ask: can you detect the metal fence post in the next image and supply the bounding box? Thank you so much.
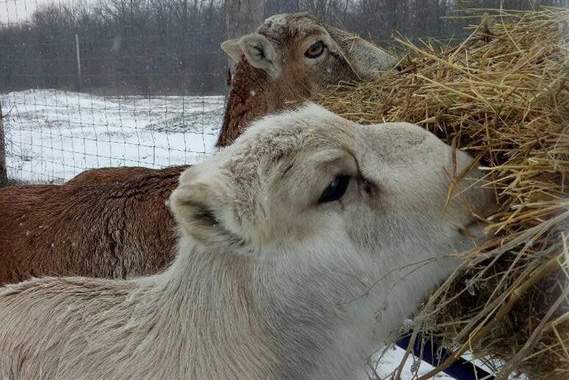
[75,34,82,92]
[0,100,7,186]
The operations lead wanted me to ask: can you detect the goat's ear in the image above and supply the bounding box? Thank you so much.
[221,38,243,63]
[170,173,223,246]
[326,26,398,80]
[238,33,280,78]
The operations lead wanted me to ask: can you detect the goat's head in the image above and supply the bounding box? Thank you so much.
[172,104,495,286]
[217,12,398,147]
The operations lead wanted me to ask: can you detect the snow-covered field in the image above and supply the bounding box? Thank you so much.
[1,89,504,379]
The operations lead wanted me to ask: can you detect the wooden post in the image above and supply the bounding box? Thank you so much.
[224,0,265,72]
[0,100,7,187]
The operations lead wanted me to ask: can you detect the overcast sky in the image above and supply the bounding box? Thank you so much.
[2,0,48,24]
[1,0,85,24]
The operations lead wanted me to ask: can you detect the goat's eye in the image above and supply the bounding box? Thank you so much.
[318,175,351,204]
[305,41,326,58]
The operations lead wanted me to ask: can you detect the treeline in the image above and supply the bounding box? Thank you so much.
[0,0,226,95]
[267,0,568,42]
[0,0,566,95]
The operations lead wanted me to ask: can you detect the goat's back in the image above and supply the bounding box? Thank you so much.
[0,166,187,284]
[66,166,161,186]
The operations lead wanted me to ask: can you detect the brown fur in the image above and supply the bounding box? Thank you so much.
[0,165,187,285]
[66,166,162,186]
[218,52,356,147]
[218,55,341,147]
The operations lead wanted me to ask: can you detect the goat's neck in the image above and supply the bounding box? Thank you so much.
[218,60,274,147]
[249,238,464,380]
[157,238,375,379]
[253,248,384,380]
[161,238,256,325]
[158,233,464,380]
[153,224,473,379]
[153,238,280,378]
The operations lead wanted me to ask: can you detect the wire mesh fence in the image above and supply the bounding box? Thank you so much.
[2,90,223,182]
[1,0,567,183]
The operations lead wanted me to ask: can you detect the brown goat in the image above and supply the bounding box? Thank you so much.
[0,165,187,285]
[217,12,397,146]
[0,13,396,285]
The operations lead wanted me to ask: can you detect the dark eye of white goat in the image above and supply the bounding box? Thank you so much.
[305,41,326,59]
[319,174,351,204]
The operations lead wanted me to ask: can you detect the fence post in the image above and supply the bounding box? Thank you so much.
[224,0,265,73]
[0,100,7,186]
[75,34,82,92]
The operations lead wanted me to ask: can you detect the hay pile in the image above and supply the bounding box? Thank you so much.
[318,8,569,380]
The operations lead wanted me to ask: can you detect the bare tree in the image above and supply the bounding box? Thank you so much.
[225,0,265,40]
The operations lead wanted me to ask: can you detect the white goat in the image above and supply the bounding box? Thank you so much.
[0,104,494,380]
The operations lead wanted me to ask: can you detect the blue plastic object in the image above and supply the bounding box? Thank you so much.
[395,334,495,380]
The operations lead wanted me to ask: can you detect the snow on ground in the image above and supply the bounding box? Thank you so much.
[2,89,224,182]
[1,89,510,379]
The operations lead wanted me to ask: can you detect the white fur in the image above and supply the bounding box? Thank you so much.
[0,104,494,380]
